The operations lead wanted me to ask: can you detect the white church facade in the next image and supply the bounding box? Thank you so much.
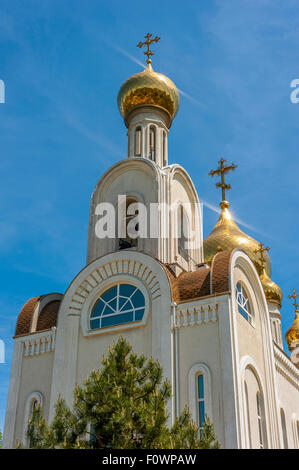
[3,36,299,449]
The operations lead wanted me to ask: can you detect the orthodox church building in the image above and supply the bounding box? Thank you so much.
[3,36,299,449]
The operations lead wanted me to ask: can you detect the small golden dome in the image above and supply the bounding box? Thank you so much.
[203,201,272,276]
[260,269,283,306]
[117,63,180,121]
[285,312,299,349]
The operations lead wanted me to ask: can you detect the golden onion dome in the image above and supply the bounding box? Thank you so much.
[260,269,283,306]
[117,63,180,122]
[285,312,299,349]
[203,201,272,277]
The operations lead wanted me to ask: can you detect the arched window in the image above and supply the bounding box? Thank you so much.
[90,284,145,330]
[236,283,253,324]
[23,391,43,447]
[162,131,167,166]
[273,321,277,342]
[281,408,288,449]
[177,205,189,262]
[244,366,268,449]
[197,373,205,435]
[31,398,39,413]
[244,381,252,448]
[135,127,142,156]
[188,363,212,435]
[274,321,280,344]
[118,196,138,250]
[256,392,266,448]
[149,126,156,161]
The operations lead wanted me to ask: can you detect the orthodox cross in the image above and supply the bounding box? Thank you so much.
[254,242,270,270]
[208,158,237,203]
[137,33,160,65]
[289,289,299,314]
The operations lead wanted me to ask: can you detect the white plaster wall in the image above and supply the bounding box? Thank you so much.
[274,352,299,448]
[86,159,203,269]
[49,251,173,422]
[178,320,223,443]
[230,251,282,448]
[13,352,54,446]
[234,266,266,382]
[86,159,160,263]
[76,316,152,387]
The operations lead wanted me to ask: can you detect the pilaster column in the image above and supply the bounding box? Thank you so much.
[3,341,23,448]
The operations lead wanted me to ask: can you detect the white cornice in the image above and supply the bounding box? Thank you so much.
[17,328,56,357]
[274,343,299,389]
[175,301,218,329]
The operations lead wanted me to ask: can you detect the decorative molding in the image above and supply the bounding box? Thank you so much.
[3,341,23,448]
[22,328,56,357]
[69,259,161,318]
[274,344,299,389]
[175,302,217,329]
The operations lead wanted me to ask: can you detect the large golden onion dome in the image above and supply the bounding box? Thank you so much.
[260,268,283,306]
[285,312,299,349]
[117,62,180,121]
[203,200,272,277]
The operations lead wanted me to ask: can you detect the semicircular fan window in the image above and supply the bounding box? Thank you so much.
[90,284,145,330]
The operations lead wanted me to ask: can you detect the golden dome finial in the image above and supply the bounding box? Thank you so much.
[254,242,270,271]
[204,159,273,278]
[286,289,299,349]
[117,35,179,125]
[137,33,161,66]
[208,158,237,208]
[254,243,282,305]
[289,289,299,314]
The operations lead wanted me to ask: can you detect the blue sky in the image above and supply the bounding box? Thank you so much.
[0,0,299,432]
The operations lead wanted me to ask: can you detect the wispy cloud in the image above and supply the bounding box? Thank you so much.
[60,110,122,160]
[201,198,271,238]
[109,42,145,69]
[176,88,206,108]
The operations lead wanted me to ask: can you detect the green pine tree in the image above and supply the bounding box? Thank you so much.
[26,337,220,449]
[0,430,3,448]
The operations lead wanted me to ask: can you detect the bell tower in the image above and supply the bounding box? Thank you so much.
[117,33,180,168]
[86,34,203,270]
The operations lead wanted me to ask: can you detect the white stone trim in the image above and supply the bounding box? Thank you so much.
[22,391,43,447]
[3,341,23,448]
[274,344,299,389]
[82,276,150,336]
[68,259,161,337]
[175,302,217,329]
[291,413,299,448]
[188,363,213,425]
[23,328,56,357]
[230,250,282,449]
[70,258,161,317]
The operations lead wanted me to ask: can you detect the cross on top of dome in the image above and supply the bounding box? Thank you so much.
[208,158,237,208]
[289,289,299,314]
[137,33,161,65]
[254,242,270,271]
